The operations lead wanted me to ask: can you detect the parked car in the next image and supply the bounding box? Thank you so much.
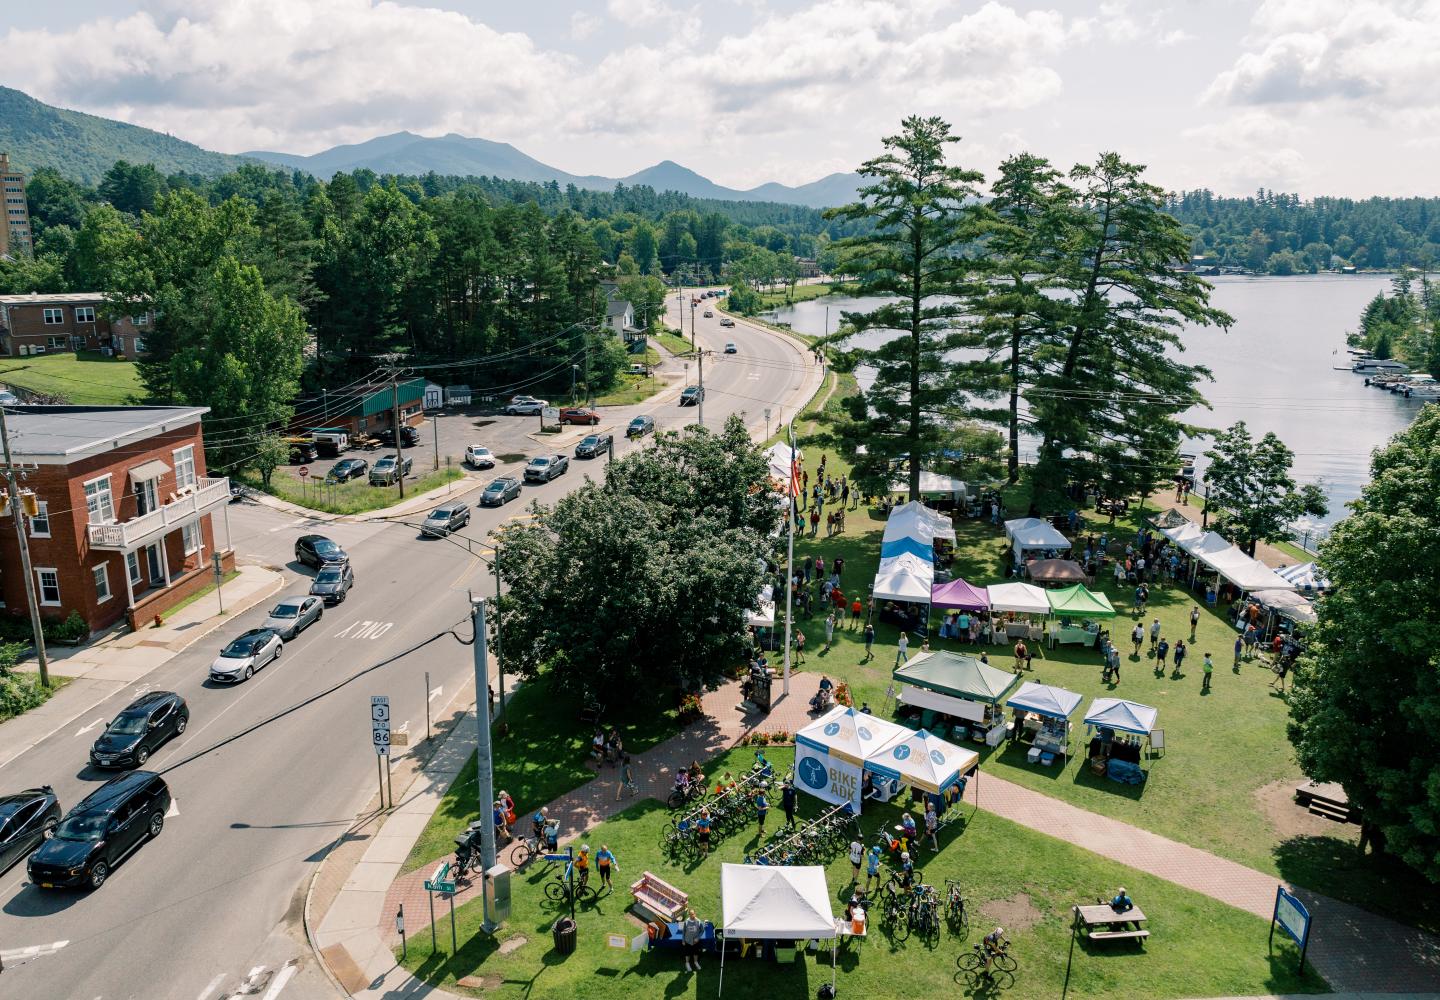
[377,426,420,448]
[509,395,546,407]
[504,399,545,416]
[369,455,413,485]
[719,317,735,327]
[680,386,705,406]
[480,476,523,506]
[327,458,368,483]
[626,415,655,439]
[524,454,569,483]
[559,407,600,426]
[724,342,738,354]
[575,433,612,459]
[422,503,471,536]
[0,786,62,874]
[703,310,714,318]
[295,534,347,569]
[310,562,354,605]
[287,439,318,463]
[89,691,189,769]
[627,364,649,376]
[28,771,171,890]
[262,595,324,640]
[209,628,283,684]
[465,445,496,469]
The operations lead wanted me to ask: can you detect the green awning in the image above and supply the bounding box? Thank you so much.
[893,650,1019,704]
[1046,583,1117,618]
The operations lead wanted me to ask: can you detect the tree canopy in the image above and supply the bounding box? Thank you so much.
[1201,421,1328,556]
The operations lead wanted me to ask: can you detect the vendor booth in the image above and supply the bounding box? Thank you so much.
[890,470,969,509]
[1198,545,1297,594]
[872,552,934,604]
[1027,558,1088,584]
[1006,681,1083,764]
[1159,519,1204,547]
[987,582,1050,642]
[1276,561,1330,593]
[930,578,989,611]
[1004,517,1071,565]
[794,706,908,812]
[866,728,979,812]
[894,650,1019,746]
[1045,583,1115,648]
[718,864,838,996]
[763,442,802,490]
[1082,698,1159,785]
[1251,588,1317,637]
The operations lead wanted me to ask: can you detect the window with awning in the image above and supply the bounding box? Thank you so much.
[127,459,170,483]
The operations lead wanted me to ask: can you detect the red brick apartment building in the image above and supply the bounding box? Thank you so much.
[0,292,152,358]
[0,405,233,635]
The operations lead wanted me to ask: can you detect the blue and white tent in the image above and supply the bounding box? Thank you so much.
[864,728,978,794]
[1006,681,1083,720]
[1276,561,1330,592]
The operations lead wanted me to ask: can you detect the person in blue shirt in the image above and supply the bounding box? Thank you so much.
[531,809,548,841]
[595,845,618,891]
[755,788,769,836]
[865,845,883,891]
[1110,886,1134,911]
[899,851,915,888]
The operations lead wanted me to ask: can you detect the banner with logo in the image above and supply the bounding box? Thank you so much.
[795,741,863,812]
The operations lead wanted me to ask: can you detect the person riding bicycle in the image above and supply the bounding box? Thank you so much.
[688,760,704,784]
[674,769,691,795]
[981,926,1008,972]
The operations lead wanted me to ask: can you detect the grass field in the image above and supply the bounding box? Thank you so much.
[241,466,465,515]
[757,281,858,310]
[593,374,664,407]
[0,351,142,404]
[653,329,694,357]
[398,745,1323,1000]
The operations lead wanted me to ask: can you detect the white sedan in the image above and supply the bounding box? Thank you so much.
[466,445,496,469]
[209,628,283,684]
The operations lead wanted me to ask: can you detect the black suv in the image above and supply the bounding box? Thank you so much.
[29,771,171,890]
[378,426,420,448]
[295,534,347,569]
[575,433,613,459]
[0,786,61,874]
[90,691,189,769]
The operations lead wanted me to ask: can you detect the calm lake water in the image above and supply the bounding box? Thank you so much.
[768,274,1422,530]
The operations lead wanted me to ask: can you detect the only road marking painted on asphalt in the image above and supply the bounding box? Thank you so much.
[333,620,395,640]
[74,717,107,737]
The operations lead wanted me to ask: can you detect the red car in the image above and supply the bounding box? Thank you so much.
[559,407,601,426]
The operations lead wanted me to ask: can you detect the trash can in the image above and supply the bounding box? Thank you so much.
[552,917,577,955]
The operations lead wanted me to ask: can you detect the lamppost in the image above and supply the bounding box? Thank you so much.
[571,365,579,405]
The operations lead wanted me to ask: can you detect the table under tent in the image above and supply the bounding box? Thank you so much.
[987,581,1050,644]
[1250,588,1318,639]
[717,864,838,996]
[865,727,980,815]
[1005,681,1084,765]
[930,578,991,642]
[892,650,1019,747]
[890,470,969,511]
[1044,583,1116,649]
[1004,517,1071,570]
[1082,698,1160,785]
[794,706,910,811]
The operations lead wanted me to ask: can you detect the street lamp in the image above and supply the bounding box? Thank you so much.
[571,365,579,405]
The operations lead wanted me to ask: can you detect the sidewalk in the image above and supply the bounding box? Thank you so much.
[0,564,284,769]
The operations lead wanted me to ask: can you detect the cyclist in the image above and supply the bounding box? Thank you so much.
[575,844,592,891]
[755,786,769,836]
[531,809,549,842]
[673,769,691,798]
[595,845,617,891]
[899,851,915,889]
[696,808,713,856]
[981,926,1008,976]
[865,845,883,892]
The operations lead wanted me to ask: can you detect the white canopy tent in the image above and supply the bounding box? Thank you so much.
[1003,517,1071,562]
[718,864,837,996]
[1160,520,1204,547]
[1180,530,1233,558]
[1276,561,1330,592]
[872,552,935,603]
[1199,546,1297,593]
[890,470,968,503]
[884,500,956,544]
[864,728,978,794]
[794,706,908,811]
[764,442,802,490]
[987,581,1050,616]
[1083,698,1158,736]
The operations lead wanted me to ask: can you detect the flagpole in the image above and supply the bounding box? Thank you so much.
[783,423,796,698]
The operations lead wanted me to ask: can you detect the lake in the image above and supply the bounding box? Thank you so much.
[767,274,1423,531]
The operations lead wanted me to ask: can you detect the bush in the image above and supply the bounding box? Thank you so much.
[0,611,88,644]
[53,611,88,642]
[0,672,53,721]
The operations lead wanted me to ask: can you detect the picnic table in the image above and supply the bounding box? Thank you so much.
[1073,903,1150,943]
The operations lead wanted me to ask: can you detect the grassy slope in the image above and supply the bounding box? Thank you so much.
[399,745,1323,1000]
[241,467,463,515]
[0,351,142,405]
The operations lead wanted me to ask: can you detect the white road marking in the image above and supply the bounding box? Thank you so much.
[747,372,761,380]
[166,798,180,818]
[74,717,107,737]
[0,939,70,966]
[195,973,226,1000]
[428,686,443,702]
[259,961,299,1000]
[333,620,394,640]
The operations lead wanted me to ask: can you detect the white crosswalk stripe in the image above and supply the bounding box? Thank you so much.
[258,961,298,1000]
[0,939,70,966]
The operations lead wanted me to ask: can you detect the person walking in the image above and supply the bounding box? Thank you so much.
[864,623,876,662]
[1131,622,1144,656]
[834,555,845,579]
[755,787,769,837]
[849,838,865,884]
[824,611,836,651]
[1172,639,1187,676]
[781,779,797,828]
[895,631,909,667]
[850,597,863,630]
[1202,652,1214,693]
[1149,618,1161,652]
[865,845,883,892]
[809,506,821,537]
[1013,639,1028,674]
[1233,634,1243,672]
[794,629,806,665]
[1156,637,1169,672]
[596,845,617,891]
[682,908,703,972]
[925,801,939,852]
[1108,643,1121,682]
[616,753,638,800]
[1189,605,1200,641]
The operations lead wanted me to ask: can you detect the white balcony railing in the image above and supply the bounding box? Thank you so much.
[87,476,230,550]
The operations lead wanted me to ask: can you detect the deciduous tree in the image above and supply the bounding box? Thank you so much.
[1202,421,1328,556]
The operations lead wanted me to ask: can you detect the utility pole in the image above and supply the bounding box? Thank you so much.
[390,369,405,500]
[696,350,705,430]
[432,411,440,471]
[491,548,506,726]
[782,422,795,697]
[471,596,498,933]
[0,406,48,687]
[571,365,578,406]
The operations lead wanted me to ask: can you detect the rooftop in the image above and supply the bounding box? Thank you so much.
[0,291,108,306]
[2,405,209,462]
[605,298,632,318]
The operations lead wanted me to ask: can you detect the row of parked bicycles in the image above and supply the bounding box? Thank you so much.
[660,763,775,860]
[745,802,859,867]
[869,870,969,944]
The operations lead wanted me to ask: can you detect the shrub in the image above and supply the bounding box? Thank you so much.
[678,692,704,722]
[0,672,52,721]
[53,611,88,643]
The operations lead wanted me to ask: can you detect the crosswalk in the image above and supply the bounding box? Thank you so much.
[196,958,300,1000]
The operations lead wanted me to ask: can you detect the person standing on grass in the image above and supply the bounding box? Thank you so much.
[866,845,883,891]
[1233,634,1243,672]
[849,838,865,883]
[596,845,617,891]
[850,597,863,630]
[696,807,713,856]
[1172,639,1186,676]
[834,555,845,579]
[794,629,807,665]
[755,787,769,836]
[824,611,836,651]
[896,631,910,667]
[1243,622,1258,659]
[1013,639,1028,674]
[809,506,821,537]
[1156,637,1169,672]
[925,801,939,851]
[864,623,876,661]
[1131,622,1144,656]
[1108,643,1121,682]
[1202,653,1214,693]
[1189,605,1200,641]
[1149,618,1161,652]
[616,754,638,800]
[682,908,703,972]
[782,779,797,827]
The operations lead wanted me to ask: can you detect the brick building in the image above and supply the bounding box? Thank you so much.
[0,153,31,259]
[0,405,232,635]
[0,292,152,358]
[292,378,425,438]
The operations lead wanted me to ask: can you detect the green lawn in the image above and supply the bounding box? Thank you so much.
[593,374,664,407]
[160,570,240,622]
[757,281,858,309]
[653,329,695,357]
[0,672,71,723]
[398,745,1323,1000]
[0,351,142,404]
[240,466,464,515]
[402,677,682,872]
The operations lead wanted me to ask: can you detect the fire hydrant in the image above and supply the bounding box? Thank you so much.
[153,614,163,628]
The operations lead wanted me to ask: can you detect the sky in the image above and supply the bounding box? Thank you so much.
[2,0,1438,197]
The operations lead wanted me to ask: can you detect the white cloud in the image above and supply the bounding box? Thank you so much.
[606,0,674,25]
[1158,28,1193,46]
[1179,112,1308,191]
[570,11,603,40]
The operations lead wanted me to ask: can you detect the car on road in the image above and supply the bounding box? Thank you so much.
[210,628,283,684]
[295,534,347,569]
[559,407,600,426]
[310,562,354,604]
[724,342,738,354]
[504,399,545,416]
[524,454,569,483]
[465,445,496,469]
[626,415,655,439]
[28,771,171,890]
[575,432,612,459]
[627,364,649,376]
[369,455,414,485]
[262,595,324,639]
[377,425,420,448]
[680,386,705,406]
[287,439,318,463]
[719,317,735,327]
[89,691,189,769]
[326,458,368,483]
[703,310,714,318]
[480,476,523,506]
[0,786,62,874]
[423,503,471,536]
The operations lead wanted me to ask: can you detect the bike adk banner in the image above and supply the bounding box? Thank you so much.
[795,741,862,812]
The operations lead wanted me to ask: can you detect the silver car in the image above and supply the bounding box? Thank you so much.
[209,629,283,684]
[261,596,324,640]
[422,503,471,537]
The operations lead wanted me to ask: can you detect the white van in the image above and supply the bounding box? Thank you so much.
[310,428,350,457]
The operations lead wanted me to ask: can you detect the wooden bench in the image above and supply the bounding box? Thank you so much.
[1088,929,1150,941]
[631,871,689,922]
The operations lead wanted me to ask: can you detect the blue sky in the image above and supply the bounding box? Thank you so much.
[3,1,1437,196]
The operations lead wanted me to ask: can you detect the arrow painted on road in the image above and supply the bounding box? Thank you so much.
[166,799,180,818]
[74,717,106,737]
[428,686,443,702]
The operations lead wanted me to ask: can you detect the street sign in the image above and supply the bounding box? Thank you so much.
[424,861,456,894]
[371,695,390,757]
[298,466,309,479]
[1271,885,1313,974]
[541,406,559,422]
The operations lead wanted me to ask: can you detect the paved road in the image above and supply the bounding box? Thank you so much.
[0,315,821,1000]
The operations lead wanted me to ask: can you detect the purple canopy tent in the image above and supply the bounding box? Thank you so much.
[930,578,990,611]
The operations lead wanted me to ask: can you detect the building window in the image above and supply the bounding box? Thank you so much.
[173,445,196,489]
[132,337,147,354]
[75,306,95,323]
[28,501,49,538]
[47,336,68,349]
[182,522,202,556]
[35,568,59,606]
[93,564,111,603]
[84,475,115,524]
[126,551,142,585]
[42,308,63,325]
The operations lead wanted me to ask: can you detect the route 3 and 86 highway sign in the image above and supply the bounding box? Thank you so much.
[372,695,391,757]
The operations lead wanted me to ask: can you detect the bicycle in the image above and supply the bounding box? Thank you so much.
[944,879,968,932]
[544,863,597,905]
[666,781,706,810]
[957,943,1017,982]
[908,884,940,940]
[507,834,557,872]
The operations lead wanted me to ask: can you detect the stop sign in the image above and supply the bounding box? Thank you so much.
[298,466,309,478]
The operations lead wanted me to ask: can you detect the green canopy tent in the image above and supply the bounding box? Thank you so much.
[892,651,1020,749]
[1044,583,1115,649]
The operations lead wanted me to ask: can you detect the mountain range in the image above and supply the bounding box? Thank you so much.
[0,86,861,208]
